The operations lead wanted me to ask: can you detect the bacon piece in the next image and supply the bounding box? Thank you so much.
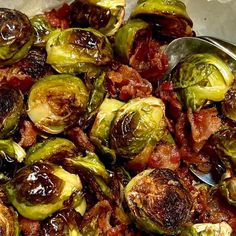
[66,127,95,152]
[19,217,40,236]
[45,3,71,29]
[18,120,39,148]
[148,143,180,171]
[106,65,152,101]
[129,39,168,82]
[187,108,222,143]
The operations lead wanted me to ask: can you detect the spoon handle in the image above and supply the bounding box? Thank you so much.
[199,36,236,61]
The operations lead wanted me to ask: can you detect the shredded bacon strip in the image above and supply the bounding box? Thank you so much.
[19,217,40,236]
[106,65,152,101]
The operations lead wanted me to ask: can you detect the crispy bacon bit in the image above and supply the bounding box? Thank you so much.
[45,3,71,29]
[156,81,182,121]
[66,127,95,152]
[187,108,222,143]
[18,120,39,148]
[19,217,40,236]
[148,143,180,171]
[106,64,152,101]
[129,39,168,82]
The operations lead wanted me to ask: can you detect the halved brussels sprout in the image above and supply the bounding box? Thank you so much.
[110,97,166,159]
[27,74,89,134]
[114,19,150,63]
[0,202,20,236]
[0,8,34,65]
[125,168,192,234]
[130,0,193,38]
[90,98,124,163]
[31,14,55,46]
[180,222,232,236]
[40,208,82,236]
[222,86,236,121]
[46,28,113,76]
[25,137,77,165]
[219,176,236,207]
[172,53,234,111]
[70,0,125,36]
[0,86,24,138]
[6,163,83,220]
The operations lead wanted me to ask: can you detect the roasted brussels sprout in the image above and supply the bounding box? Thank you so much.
[40,208,82,236]
[222,86,236,121]
[0,202,20,236]
[172,53,234,111]
[0,86,24,138]
[110,97,166,159]
[125,168,192,234]
[70,0,125,36]
[25,137,77,165]
[130,0,193,38]
[31,14,55,46]
[90,98,124,163]
[114,19,150,64]
[219,176,236,207]
[0,8,34,65]
[27,74,89,134]
[6,163,83,220]
[180,222,232,236]
[46,28,113,76]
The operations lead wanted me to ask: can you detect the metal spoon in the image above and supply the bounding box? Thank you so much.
[164,36,236,74]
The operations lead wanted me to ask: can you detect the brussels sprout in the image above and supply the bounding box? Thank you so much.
[31,14,55,46]
[180,222,232,236]
[0,8,34,65]
[222,86,236,121]
[125,168,192,234]
[114,19,150,63]
[219,176,236,207]
[0,202,20,236]
[27,74,89,134]
[70,0,125,36]
[130,0,193,38]
[40,208,82,236]
[110,97,166,159]
[90,98,124,163]
[6,163,83,220]
[0,86,24,138]
[172,53,234,111]
[25,137,77,165]
[46,28,113,76]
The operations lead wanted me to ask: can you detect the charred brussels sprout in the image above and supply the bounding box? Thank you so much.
[222,86,236,121]
[130,0,193,38]
[5,163,83,220]
[46,28,113,76]
[90,98,124,163]
[0,86,24,138]
[180,222,232,236]
[27,74,89,134]
[110,97,166,159]
[114,19,150,63]
[40,208,82,236]
[219,176,236,207]
[125,168,192,234]
[25,138,77,165]
[31,14,55,47]
[0,8,34,65]
[0,202,20,236]
[172,53,234,111]
[70,0,125,36]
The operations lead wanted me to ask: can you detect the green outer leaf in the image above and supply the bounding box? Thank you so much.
[6,165,83,220]
[220,177,236,207]
[114,19,149,63]
[130,0,192,25]
[25,137,77,165]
